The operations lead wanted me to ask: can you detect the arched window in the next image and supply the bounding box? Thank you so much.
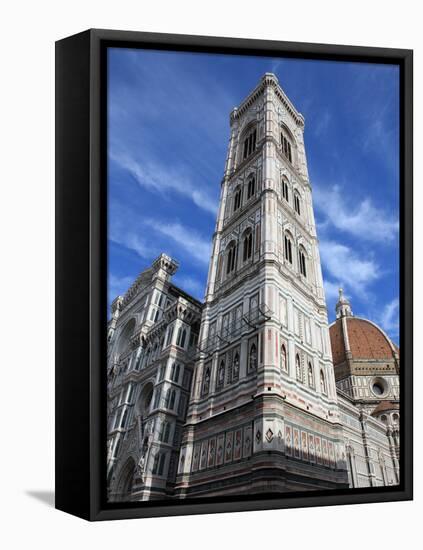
[233,186,242,212]
[280,128,293,163]
[166,388,176,410]
[242,127,257,160]
[135,348,143,370]
[217,359,225,387]
[284,233,293,264]
[159,422,168,442]
[294,192,301,215]
[226,241,238,274]
[145,346,152,366]
[299,247,307,277]
[247,176,256,199]
[242,230,253,263]
[296,354,302,381]
[164,422,171,443]
[170,362,180,382]
[165,324,174,347]
[281,177,289,202]
[126,383,135,403]
[176,326,187,348]
[158,364,165,382]
[308,362,314,387]
[280,343,287,372]
[120,407,129,428]
[152,452,167,476]
[202,366,211,395]
[249,343,257,371]
[320,369,327,394]
[153,388,162,409]
[233,352,240,380]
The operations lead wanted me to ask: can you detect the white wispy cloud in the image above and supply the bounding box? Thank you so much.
[110,231,156,259]
[319,239,380,298]
[110,151,218,216]
[323,280,342,302]
[313,185,398,243]
[173,275,205,300]
[144,219,211,265]
[108,273,135,302]
[378,298,399,336]
[314,109,332,137]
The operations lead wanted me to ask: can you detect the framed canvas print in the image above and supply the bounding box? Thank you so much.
[55,29,413,521]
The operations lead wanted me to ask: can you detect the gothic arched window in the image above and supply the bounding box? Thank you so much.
[249,343,257,371]
[295,354,302,381]
[152,452,167,476]
[158,364,165,382]
[233,352,240,380]
[281,176,289,202]
[242,230,253,263]
[217,359,225,388]
[294,191,301,215]
[284,233,293,264]
[170,362,180,382]
[164,422,171,443]
[280,343,287,372]
[247,175,256,199]
[166,389,176,410]
[233,186,242,212]
[299,247,307,277]
[135,348,143,370]
[308,362,314,387]
[153,388,162,409]
[202,366,211,395]
[320,369,327,395]
[226,241,238,275]
[159,421,170,442]
[176,326,187,348]
[280,128,293,163]
[242,127,257,160]
[165,324,174,347]
[145,346,152,367]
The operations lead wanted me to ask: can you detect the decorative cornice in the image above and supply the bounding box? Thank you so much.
[230,73,305,127]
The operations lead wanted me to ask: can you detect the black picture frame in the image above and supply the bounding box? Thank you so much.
[55,28,413,521]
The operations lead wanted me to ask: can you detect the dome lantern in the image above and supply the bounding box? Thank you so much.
[336,287,353,319]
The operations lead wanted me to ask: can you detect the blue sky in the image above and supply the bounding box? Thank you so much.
[108,48,399,344]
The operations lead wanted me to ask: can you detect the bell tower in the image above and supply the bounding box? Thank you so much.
[176,74,348,496]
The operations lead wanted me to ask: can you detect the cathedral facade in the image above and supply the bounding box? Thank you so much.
[106,74,400,502]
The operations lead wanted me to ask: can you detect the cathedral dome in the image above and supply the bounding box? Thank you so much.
[330,317,398,365]
[329,288,399,368]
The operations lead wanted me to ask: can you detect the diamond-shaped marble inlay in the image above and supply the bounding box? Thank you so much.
[255,430,262,443]
[266,428,274,442]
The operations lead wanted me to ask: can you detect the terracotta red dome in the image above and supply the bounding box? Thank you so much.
[330,317,398,366]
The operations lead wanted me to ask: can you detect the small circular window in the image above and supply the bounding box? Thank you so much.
[371,377,388,397]
[372,382,384,395]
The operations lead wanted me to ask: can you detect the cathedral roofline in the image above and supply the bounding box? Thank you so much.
[230,73,305,127]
